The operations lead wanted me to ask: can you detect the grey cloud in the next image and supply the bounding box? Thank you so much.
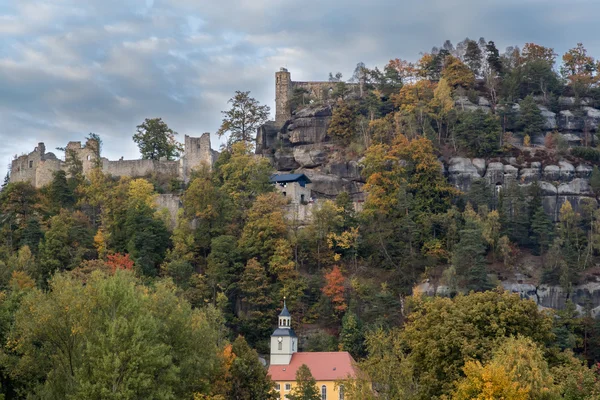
[2,0,600,179]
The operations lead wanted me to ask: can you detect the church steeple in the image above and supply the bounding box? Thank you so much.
[270,297,297,365]
[278,297,291,329]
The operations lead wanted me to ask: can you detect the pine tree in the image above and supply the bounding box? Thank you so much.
[328,100,357,144]
[238,259,274,349]
[453,218,491,292]
[339,312,366,359]
[287,364,321,400]
[517,95,545,138]
[530,206,554,256]
[590,166,600,196]
[228,336,278,400]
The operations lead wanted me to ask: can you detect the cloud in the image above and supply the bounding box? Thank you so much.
[2,0,600,179]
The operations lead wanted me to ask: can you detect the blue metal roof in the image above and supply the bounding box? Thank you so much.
[272,328,297,337]
[279,304,290,317]
[269,173,312,184]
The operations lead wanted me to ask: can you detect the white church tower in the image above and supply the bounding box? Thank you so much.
[270,298,298,365]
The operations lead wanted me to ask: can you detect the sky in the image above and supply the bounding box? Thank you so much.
[2,0,600,178]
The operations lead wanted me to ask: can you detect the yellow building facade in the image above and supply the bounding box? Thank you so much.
[267,301,355,400]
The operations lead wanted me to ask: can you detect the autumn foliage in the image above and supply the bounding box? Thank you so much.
[322,265,347,313]
[106,252,135,273]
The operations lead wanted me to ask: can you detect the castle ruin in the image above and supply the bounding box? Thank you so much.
[10,133,217,188]
[275,68,362,126]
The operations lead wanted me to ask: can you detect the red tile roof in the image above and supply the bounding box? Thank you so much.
[268,352,357,382]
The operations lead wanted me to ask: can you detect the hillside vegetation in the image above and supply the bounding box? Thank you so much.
[2,37,600,398]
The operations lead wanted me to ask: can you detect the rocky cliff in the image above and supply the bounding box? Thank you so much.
[257,105,365,200]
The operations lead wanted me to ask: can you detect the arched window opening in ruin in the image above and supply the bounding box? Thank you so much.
[29,160,33,168]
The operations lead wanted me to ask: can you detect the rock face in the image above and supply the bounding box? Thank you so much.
[257,105,365,200]
[445,156,597,221]
[416,280,600,317]
[258,96,600,216]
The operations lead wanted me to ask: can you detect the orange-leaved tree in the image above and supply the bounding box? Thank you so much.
[322,265,347,314]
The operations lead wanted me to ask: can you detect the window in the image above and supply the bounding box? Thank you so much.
[87,155,91,161]
[282,192,287,197]
[285,383,291,391]
[278,341,282,350]
[29,160,33,168]
[321,385,327,400]
[300,194,305,203]
[339,384,344,400]
[292,340,296,351]
[275,383,281,391]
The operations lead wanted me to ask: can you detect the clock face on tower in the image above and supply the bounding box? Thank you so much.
[278,337,283,343]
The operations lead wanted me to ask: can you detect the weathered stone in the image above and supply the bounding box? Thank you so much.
[531,161,542,169]
[293,146,327,168]
[472,158,486,176]
[543,165,560,181]
[485,162,505,185]
[287,105,332,145]
[298,170,363,197]
[559,161,575,180]
[478,96,490,107]
[584,106,600,130]
[538,181,558,196]
[538,105,557,130]
[576,164,593,178]
[557,178,592,195]
[558,110,584,131]
[326,161,362,181]
[274,150,300,170]
[520,168,541,183]
[447,157,481,191]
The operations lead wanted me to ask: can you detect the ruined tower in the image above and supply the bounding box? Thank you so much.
[275,68,292,126]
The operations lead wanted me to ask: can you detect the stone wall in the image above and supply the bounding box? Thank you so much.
[274,68,360,126]
[102,159,179,178]
[181,133,216,182]
[10,134,216,188]
[155,194,181,229]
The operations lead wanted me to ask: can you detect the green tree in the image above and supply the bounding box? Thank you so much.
[227,336,277,400]
[124,202,171,277]
[38,210,94,284]
[531,205,554,257]
[396,290,554,399]
[238,259,274,349]
[453,206,492,291]
[287,364,321,400]
[328,100,357,144]
[4,271,223,398]
[133,117,183,160]
[590,166,600,196]
[517,95,546,138]
[217,91,271,148]
[339,311,366,359]
[47,170,75,212]
[454,109,501,157]
[453,336,557,400]
[239,192,288,263]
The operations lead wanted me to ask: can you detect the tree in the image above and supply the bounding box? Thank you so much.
[239,192,288,263]
[217,91,270,148]
[442,55,475,89]
[4,271,224,398]
[396,290,554,399]
[453,336,557,400]
[47,170,75,212]
[517,95,546,138]
[339,311,365,359]
[430,77,454,143]
[227,336,278,400]
[322,266,347,315]
[591,166,600,196]
[287,364,321,400]
[454,109,501,157]
[464,39,483,76]
[238,259,274,348]
[328,100,357,144]
[561,43,599,99]
[133,117,183,160]
[453,206,492,291]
